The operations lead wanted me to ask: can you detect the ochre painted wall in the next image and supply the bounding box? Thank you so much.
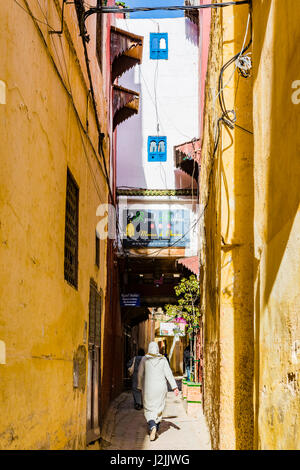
[218,4,254,450]
[0,0,112,449]
[199,4,222,450]
[201,0,300,450]
[200,1,255,450]
[252,0,300,450]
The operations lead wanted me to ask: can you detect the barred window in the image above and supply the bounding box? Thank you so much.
[64,169,79,288]
[88,279,102,348]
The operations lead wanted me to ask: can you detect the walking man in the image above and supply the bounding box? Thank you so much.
[137,341,179,441]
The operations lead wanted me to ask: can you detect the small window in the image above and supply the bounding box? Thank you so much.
[148,136,167,162]
[95,231,100,268]
[158,140,165,153]
[150,33,168,60]
[149,140,157,153]
[159,37,167,50]
[64,169,79,289]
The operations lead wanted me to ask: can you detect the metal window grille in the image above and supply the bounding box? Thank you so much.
[88,279,102,348]
[64,169,79,288]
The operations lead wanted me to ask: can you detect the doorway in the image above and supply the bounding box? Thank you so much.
[86,279,102,444]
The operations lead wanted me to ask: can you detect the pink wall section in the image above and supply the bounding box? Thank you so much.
[199,1,211,140]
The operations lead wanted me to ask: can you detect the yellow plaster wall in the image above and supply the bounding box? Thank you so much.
[201,2,254,450]
[0,1,110,449]
[252,0,300,450]
[219,4,254,450]
[199,5,222,450]
[201,0,300,450]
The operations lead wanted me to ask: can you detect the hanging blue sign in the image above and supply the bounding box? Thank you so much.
[121,293,141,307]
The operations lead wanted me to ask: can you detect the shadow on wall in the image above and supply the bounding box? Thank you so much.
[264,2,300,307]
[252,0,300,450]
[251,0,300,305]
[230,0,300,450]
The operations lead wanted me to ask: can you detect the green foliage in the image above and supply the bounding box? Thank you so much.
[115,1,126,7]
[165,275,200,329]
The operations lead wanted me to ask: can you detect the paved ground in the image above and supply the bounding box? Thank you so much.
[98,388,211,451]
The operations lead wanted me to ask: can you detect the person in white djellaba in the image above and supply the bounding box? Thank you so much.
[137,341,179,441]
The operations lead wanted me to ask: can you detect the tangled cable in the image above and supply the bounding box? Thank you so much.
[217,11,253,134]
[235,52,252,78]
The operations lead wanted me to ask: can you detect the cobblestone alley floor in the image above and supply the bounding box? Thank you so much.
[99,387,211,451]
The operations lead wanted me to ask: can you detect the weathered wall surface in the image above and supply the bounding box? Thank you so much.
[199,5,222,451]
[252,0,300,450]
[200,1,254,450]
[201,0,300,450]
[0,0,111,449]
[218,4,254,450]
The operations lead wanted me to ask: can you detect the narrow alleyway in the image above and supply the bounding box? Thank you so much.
[99,382,211,450]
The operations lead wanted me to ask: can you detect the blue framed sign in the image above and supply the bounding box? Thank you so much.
[123,209,190,248]
[150,33,168,60]
[120,294,141,307]
[148,136,167,162]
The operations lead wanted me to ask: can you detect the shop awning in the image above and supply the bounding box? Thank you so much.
[175,139,201,164]
[177,256,199,277]
[174,139,201,180]
[111,26,143,82]
[184,0,199,25]
[113,85,139,130]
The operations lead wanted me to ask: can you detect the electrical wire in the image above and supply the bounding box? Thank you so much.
[16,0,116,213]
[214,12,250,104]
[13,0,55,29]
[140,46,197,189]
[123,200,207,259]
[13,0,123,253]
[140,68,197,142]
[217,10,253,133]
[76,2,126,252]
[33,0,109,202]
[98,1,251,14]
[118,10,200,257]
[123,5,253,260]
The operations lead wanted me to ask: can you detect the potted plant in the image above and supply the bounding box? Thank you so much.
[165,275,200,383]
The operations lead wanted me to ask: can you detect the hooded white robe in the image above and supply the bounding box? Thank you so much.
[137,342,177,423]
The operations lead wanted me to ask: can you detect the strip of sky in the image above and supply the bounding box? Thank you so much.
[125,0,185,19]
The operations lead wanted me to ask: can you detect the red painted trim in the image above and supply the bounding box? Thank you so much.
[199,1,212,140]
